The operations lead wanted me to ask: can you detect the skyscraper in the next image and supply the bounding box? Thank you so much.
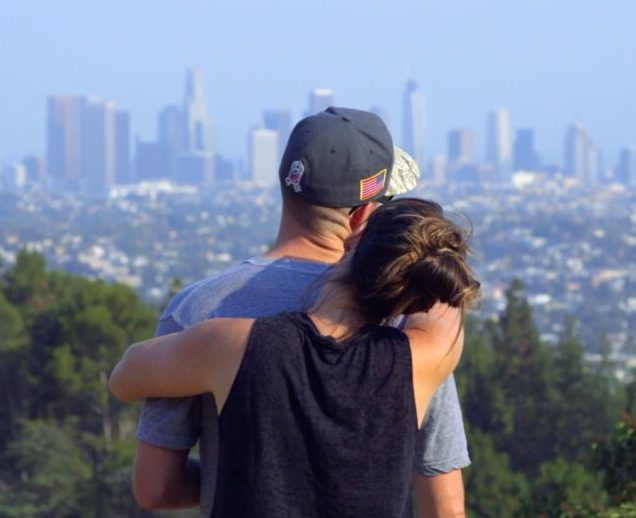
[249,128,278,183]
[564,123,599,184]
[81,98,117,195]
[447,129,475,167]
[176,69,215,185]
[47,96,82,191]
[308,88,335,115]
[181,69,215,153]
[402,80,426,169]
[115,110,131,184]
[264,110,292,165]
[486,109,511,180]
[513,129,540,171]
[616,146,636,186]
[158,104,181,179]
[48,95,128,194]
[22,155,45,186]
[564,123,587,178]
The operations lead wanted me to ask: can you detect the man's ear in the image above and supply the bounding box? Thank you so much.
[349,202,377,232]
[345,203,378,250]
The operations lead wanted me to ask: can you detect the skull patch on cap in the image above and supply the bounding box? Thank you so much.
[285,160,305,193]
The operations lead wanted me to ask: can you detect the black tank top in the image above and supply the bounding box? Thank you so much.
[212,312,417,518]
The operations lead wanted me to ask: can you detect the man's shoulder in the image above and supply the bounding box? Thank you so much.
[159,256,329,331]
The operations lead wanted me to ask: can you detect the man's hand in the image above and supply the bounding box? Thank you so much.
[133,442,200,510]
[413,470,466,518]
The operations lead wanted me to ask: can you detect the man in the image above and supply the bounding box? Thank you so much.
[135,107,470,517]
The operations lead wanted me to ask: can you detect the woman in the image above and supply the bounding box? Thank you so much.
[109,198,480,517]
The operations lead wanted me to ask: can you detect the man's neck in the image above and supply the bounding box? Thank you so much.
[265,219,347,264]
[266,236,344,264]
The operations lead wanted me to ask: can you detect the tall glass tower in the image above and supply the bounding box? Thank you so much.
[181,69,215,153]
[402,80,426,171]
[486,109,511,181]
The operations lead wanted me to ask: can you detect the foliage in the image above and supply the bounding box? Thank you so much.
[458,279,634,517]
[463,429,528,518]
[0,419,90,517]
[0,252,156,516]
[525,457,607,517]
[592,414,636,505]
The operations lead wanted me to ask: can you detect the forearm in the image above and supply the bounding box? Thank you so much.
[413,470,466,518]
[133,442,200,509]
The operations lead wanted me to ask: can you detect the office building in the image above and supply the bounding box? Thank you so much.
[135,140,171,181]
[429,155,447,185]
[158,104,182,180]
[249,128,278,183]
[177,69,216,185]
[264,110,292,164]
[47,95,83,191]
[2,163,27,191]
[447,129,475,167]
[564,123,587,178]
[181,69,215,153]
[486,109,511,180]
[616,146,636,186]
[177,152,215,186]
[81,98,117,195]
[22,155,45,186]
[115,110,131,184]
[513,129,540,171]
[402,80,426,169]
[308,88,335,115]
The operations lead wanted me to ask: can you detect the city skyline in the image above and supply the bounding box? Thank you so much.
[4,68,636,192]
[2,0,636,164]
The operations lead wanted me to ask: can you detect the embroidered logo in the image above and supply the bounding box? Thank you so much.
[359,169,387,200]
[285,160,305,192]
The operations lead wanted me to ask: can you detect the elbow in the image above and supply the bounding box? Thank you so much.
[108,364,136,403]
[133,483,169,510]
[132,453,172,510]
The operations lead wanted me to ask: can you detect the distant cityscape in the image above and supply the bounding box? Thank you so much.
[1,68,635,381]
[1,180,635,378]
[2,68,636,194]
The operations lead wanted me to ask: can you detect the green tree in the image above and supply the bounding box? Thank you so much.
[488,279,558,472]
[592,414,636,505]
[0,290,26,444]
[0,253,157,516]
[550,318,621,462]
[464,430,528,518]
[525,457,608,517]
[0,419,91,517]
[2,250,49,313]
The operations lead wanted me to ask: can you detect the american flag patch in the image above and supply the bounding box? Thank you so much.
[359,169,387,200]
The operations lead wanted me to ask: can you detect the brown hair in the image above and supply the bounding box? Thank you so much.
[340,198,480,323]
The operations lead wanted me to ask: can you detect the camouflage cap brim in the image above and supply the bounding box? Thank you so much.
[385,146,420,196]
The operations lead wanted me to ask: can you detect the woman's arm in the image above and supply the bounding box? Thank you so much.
[109,318,253,403]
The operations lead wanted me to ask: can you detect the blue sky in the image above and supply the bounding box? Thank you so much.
[2,0,635,164]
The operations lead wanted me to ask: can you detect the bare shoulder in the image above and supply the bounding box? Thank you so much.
[402,305,465,425]
[403,305,464,385]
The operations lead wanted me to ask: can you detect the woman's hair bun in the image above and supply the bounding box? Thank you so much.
[343,198,480,323]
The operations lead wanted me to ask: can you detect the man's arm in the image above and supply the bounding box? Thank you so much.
[134,444,199,510]
[413,470,465,518]
[412,375,469,518]
[133,314,202,509]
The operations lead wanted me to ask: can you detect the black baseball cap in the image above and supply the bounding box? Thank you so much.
[279,107,420,208]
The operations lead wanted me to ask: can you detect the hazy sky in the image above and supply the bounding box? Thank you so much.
[2,0,636,164]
